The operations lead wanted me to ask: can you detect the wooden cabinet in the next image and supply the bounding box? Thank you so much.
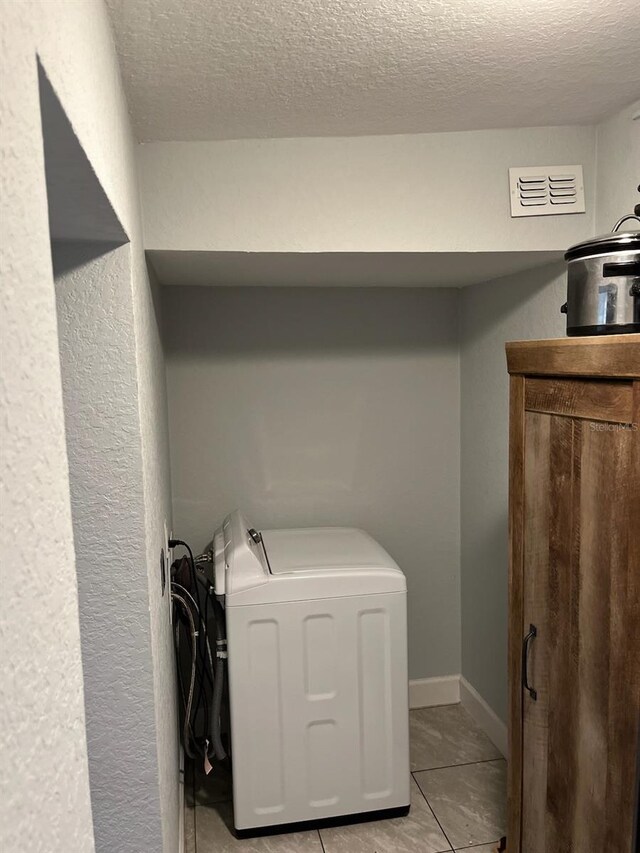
[506,336,640,853]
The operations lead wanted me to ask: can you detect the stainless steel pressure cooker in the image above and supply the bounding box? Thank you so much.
[562,214,640,336]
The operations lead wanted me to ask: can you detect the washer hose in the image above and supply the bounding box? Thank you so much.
[171,592,197,759]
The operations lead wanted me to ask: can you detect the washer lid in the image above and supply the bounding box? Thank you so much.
[226,524,405,606]
[264,527,400,575]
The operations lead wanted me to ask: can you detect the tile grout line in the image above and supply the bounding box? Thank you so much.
[411,771,455,853]
[317,827,327,852]
[191,754,504,851]
[412,756,506,774]
[414,757,508,852]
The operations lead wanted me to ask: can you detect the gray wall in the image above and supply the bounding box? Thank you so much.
[139,125,596,254]
[458,100,640,724]
[595,99,640,233]
[459,263,566,721]
[163,286,461,680]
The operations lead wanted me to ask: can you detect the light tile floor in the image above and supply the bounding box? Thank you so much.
[185,704,506,853]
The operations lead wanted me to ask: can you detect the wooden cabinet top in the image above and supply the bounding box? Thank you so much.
[506,335,640,379]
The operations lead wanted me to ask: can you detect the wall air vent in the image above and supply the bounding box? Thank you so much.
[509,165,585,217]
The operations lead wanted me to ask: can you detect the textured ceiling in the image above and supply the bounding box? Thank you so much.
[106,0,640,141]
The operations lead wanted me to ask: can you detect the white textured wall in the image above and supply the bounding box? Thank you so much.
[53,243,163,852]
[595,99,640,233]
[163,286,461,680]
[139,126,596,253]
[0,2,177,851]
[138,260,177,853]
[459,263,566,722]
[0,8,94,850]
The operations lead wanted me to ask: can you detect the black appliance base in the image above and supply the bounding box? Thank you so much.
[567,324,640,337]
[235,803,411,838]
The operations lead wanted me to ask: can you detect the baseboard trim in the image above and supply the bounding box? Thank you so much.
[408,675,460,709]
[459,676,508,757]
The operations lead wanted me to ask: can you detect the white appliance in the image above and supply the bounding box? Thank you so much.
[213,510,410,834]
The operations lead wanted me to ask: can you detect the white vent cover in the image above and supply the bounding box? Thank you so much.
[509,165,585,217]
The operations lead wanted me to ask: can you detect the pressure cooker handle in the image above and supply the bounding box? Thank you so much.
[612,213,640,232]
[602,261,640,277]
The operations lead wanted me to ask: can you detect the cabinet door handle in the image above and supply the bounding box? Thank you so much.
[522,624,537,701]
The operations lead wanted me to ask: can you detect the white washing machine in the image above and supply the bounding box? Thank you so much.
[213,510,410,834]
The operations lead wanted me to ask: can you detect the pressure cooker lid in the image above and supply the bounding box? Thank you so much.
[565,214,640,262]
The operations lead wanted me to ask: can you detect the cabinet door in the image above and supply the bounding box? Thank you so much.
[520,404,639,853]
